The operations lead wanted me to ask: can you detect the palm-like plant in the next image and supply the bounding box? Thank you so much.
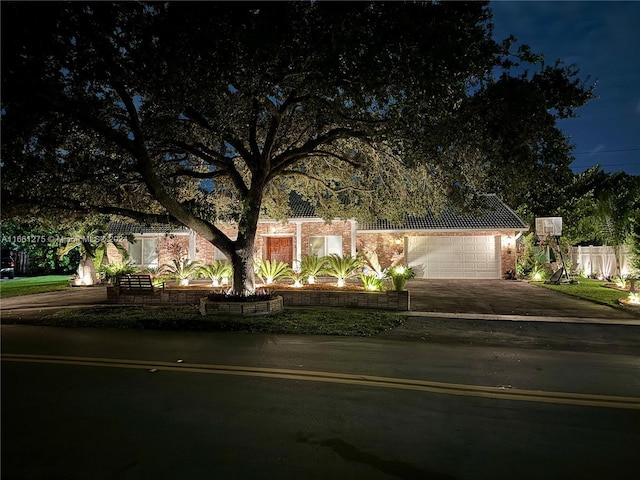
[99,260,139,284]
[287,270,306,288]
[256,259,292,284]
[57,218,133,285]
[161,258,202,285]
[200,261,233,286]
[300,254,327,284]
[325,254,362,287]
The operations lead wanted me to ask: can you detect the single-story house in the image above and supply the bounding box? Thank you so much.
[107,193,528,279]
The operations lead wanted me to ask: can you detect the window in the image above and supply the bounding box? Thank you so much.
[212,247,230,261]
[309,235,342,257]
[128,238,158,268]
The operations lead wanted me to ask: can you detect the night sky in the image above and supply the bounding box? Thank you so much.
[490,0,640,176]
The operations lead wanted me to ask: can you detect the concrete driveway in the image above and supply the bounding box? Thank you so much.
[406,279,638,320]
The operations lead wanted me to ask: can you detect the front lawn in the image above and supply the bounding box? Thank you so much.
[6,305,405,337]
[534,278,630,308]
[0,275,71,298]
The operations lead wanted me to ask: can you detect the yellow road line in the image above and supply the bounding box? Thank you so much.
[3,353,640,410]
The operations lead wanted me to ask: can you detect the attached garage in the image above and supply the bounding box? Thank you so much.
[357,194,529,280]
[406,235,500,279]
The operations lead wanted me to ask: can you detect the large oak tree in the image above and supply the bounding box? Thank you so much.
[1,1,592,293]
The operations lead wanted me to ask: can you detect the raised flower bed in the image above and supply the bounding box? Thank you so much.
[107,280,410,311]
[199,291,284,317]
[273,288,409,311]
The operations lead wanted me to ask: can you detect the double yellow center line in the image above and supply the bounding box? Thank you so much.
[3,353,640,410]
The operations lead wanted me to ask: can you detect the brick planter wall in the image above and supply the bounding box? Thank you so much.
[107,286,211,305]
[107,286,409,311]
[199,296,284,317]
[274,289,410,311]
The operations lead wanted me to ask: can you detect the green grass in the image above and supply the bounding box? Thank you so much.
[0,275,71,298]
[534,278,629,308]
[7,305,405,337]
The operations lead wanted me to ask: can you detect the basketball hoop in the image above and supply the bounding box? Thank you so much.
[535,217,572,284]
[535,217,562,238]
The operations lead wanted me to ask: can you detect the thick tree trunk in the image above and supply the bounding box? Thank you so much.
[77,256,99,285]
[230,247,256,296]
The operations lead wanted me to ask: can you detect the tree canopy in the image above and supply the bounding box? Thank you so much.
[1,1,594,292]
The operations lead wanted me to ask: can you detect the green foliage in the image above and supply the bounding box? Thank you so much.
[529,262,552,281]
[199,261,233,286]
[325,255,362,285]
[516,233,548,279]
[389,264,415,291]
[99,261,139,284]
[629,212,640,278]
[561,171,640,247]
[255,259,292,284]
[286,270,306,287]
[360,274,386,292]
[300,254,327,282]
[161,258,202,283]
[0,221,79,275]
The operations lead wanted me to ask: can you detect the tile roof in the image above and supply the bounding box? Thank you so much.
[108,222,189,235]
[108,194,528,234]
[287,192,318,218]
[357,194,529,231]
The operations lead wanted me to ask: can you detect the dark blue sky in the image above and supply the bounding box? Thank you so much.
[490,1,639,176]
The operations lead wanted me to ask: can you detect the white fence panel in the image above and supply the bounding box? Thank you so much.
[569,245,631,278]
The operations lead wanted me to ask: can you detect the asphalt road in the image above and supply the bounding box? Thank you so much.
[2,325,639,480]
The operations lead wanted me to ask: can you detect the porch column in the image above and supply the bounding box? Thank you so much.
[189,230,197,261]
[295,221,302,264]
[350,219,357,257]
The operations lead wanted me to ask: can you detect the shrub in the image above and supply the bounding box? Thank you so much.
[325,254,362,287]
[300,254,327,284]
[256,259,292,284]
[287,270,306,287]
[200,261,233,286]
[99,260,139,283]
[206,288,275,302]
[389,264,415,291]
[529,261,552,281]
[360,274,386,291]
[161,258,202,285]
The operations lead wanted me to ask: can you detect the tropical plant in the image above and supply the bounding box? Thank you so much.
[360,274,386,292]
[389,264,415,291]
[516,232,549,279]
[325,254,362,287]
[612,274,628,289]
[199,261,233,287]
[161,258,202,285]
[99,260,139,284]
[256,259,292,285]
[529,261,551,281]
[286,270,306,288]
[57,219,134,285]
[300,254,327,284]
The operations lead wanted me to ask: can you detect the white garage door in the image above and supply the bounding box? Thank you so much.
[406,236,500,279]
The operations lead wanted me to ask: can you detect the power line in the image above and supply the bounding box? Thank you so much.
[573,148,640,155]
[571,162,639,167]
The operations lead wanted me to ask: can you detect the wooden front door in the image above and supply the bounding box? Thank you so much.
[266,237,293,265]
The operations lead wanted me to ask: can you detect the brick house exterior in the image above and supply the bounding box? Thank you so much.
[108,194,528,279]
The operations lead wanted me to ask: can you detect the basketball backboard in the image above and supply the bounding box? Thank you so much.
[535,217,562,237]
